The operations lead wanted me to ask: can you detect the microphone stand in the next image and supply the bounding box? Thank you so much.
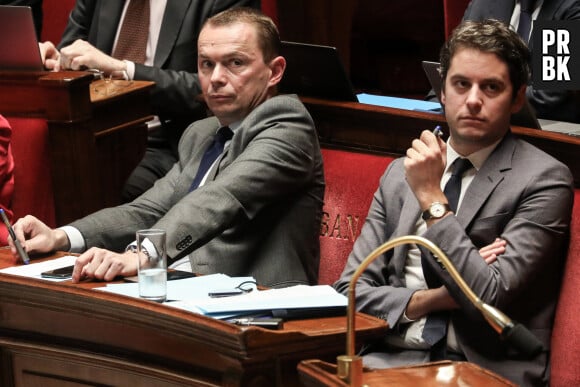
[337,235,543,386]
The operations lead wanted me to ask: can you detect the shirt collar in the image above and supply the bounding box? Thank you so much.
[217,121,241,134]
[445,137,502,173]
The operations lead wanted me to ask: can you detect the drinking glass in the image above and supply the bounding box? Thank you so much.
[136,229,167,302]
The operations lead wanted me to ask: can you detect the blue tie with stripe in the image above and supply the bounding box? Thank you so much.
[188,126,233,192]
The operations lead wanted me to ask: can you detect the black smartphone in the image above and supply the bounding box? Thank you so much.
[208,288,244,298]
[167,270,197,281]
[41,265,75,279]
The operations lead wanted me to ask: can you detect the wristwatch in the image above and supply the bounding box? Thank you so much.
[421,202,451,221]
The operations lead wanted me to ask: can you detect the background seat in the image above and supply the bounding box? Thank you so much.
[318,147,394,285]
[550,189,580,387]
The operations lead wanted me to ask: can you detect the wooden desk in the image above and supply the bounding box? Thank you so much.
[298,359,517,387]
[302,97,580,186]
[0,71,154,225]
[0,250,388,386]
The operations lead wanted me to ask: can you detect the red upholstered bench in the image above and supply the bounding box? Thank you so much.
[318,147,580,387]
[318,147,395,285]
[41,0,76,43]
[6,117,56,230]
[550,189,580,387]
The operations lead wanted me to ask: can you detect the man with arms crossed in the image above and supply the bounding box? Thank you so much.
[10,8,324,289]
[334,19,573,386]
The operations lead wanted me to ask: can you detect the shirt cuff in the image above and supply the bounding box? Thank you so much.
[124,60,135,80]
[126,239,157,258]
[126,241,138,252]
[59,225,85,253]
[399,311,417,324]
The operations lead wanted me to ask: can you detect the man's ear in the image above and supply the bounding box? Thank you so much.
[440,85,446,106]
[511,85,527,113]
[268,56,286,87]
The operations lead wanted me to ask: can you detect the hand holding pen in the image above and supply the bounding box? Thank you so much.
[433,125,443,139]
[1,209,30,264]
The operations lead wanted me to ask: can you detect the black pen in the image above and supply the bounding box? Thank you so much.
[433,125,443,138]
[230,317,284,330]
[0,209,30,264]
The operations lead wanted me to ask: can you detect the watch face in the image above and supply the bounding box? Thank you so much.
[431,203,446,217]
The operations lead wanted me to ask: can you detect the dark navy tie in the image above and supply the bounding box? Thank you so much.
[443,158,473,214]
[517,0,536,43]
[422,158,473,352]
[188,126,233,192]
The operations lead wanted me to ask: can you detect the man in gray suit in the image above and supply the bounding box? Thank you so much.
[11,8,324,289]
[461,0,580,123]
[40,0,261,201]
[335,20,573,386]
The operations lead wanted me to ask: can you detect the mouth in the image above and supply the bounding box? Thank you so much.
[459,116,485,124]
[207,94,233,103]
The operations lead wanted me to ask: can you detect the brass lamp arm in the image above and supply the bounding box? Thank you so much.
[339,235,541,386]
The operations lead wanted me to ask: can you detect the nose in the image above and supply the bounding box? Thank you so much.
[465,85,483,112]
[210,63,227,86]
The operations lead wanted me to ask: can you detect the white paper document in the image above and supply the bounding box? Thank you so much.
[0,255,77,282]
[95,273,257,302]
[168,284,348,319]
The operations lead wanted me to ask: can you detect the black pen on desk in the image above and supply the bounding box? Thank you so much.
[0,209,30,264]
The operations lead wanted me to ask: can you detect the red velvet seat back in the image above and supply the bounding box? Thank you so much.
[0,115,15,245]
[443,0,470,37]
[7,117,56,228]
[550,189,580,387]
[41,0,77,43]
[261,0,279,26]
[318,148,394,285]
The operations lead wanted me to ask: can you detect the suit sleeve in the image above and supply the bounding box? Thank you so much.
[422,160,573,319]
[155,96,319,259]
[133,0,262,115]
[57,0,98,47]
[334,159,418,329]
[70,96,320,260]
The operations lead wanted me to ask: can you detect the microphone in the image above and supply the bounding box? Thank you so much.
[337,235,543,386]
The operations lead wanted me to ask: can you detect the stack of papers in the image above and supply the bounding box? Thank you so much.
[168,284,348,320]
[96,273,256,301]
[1,258,348,321]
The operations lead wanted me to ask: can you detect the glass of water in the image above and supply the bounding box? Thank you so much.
[136,229,167,302]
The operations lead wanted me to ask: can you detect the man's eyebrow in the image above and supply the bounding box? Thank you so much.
[449,73,506,84]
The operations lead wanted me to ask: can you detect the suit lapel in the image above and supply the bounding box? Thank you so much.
[456,133,516,228]
[95,1,125,52]
[485,0,516,22]
[155,0,193,66]
[537,0,561,21]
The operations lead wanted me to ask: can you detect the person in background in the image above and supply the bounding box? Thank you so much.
[0,115,15,246]
[460,0,580,123]
[335,19,573,386]
[0,0,42,38]
[39,0,261,202]
[10,7,325,289]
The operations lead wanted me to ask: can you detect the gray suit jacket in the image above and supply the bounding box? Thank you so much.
[70,94,325,288]
[462,0,580,123]
[334,133,573,386]
[59,0,261,150]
